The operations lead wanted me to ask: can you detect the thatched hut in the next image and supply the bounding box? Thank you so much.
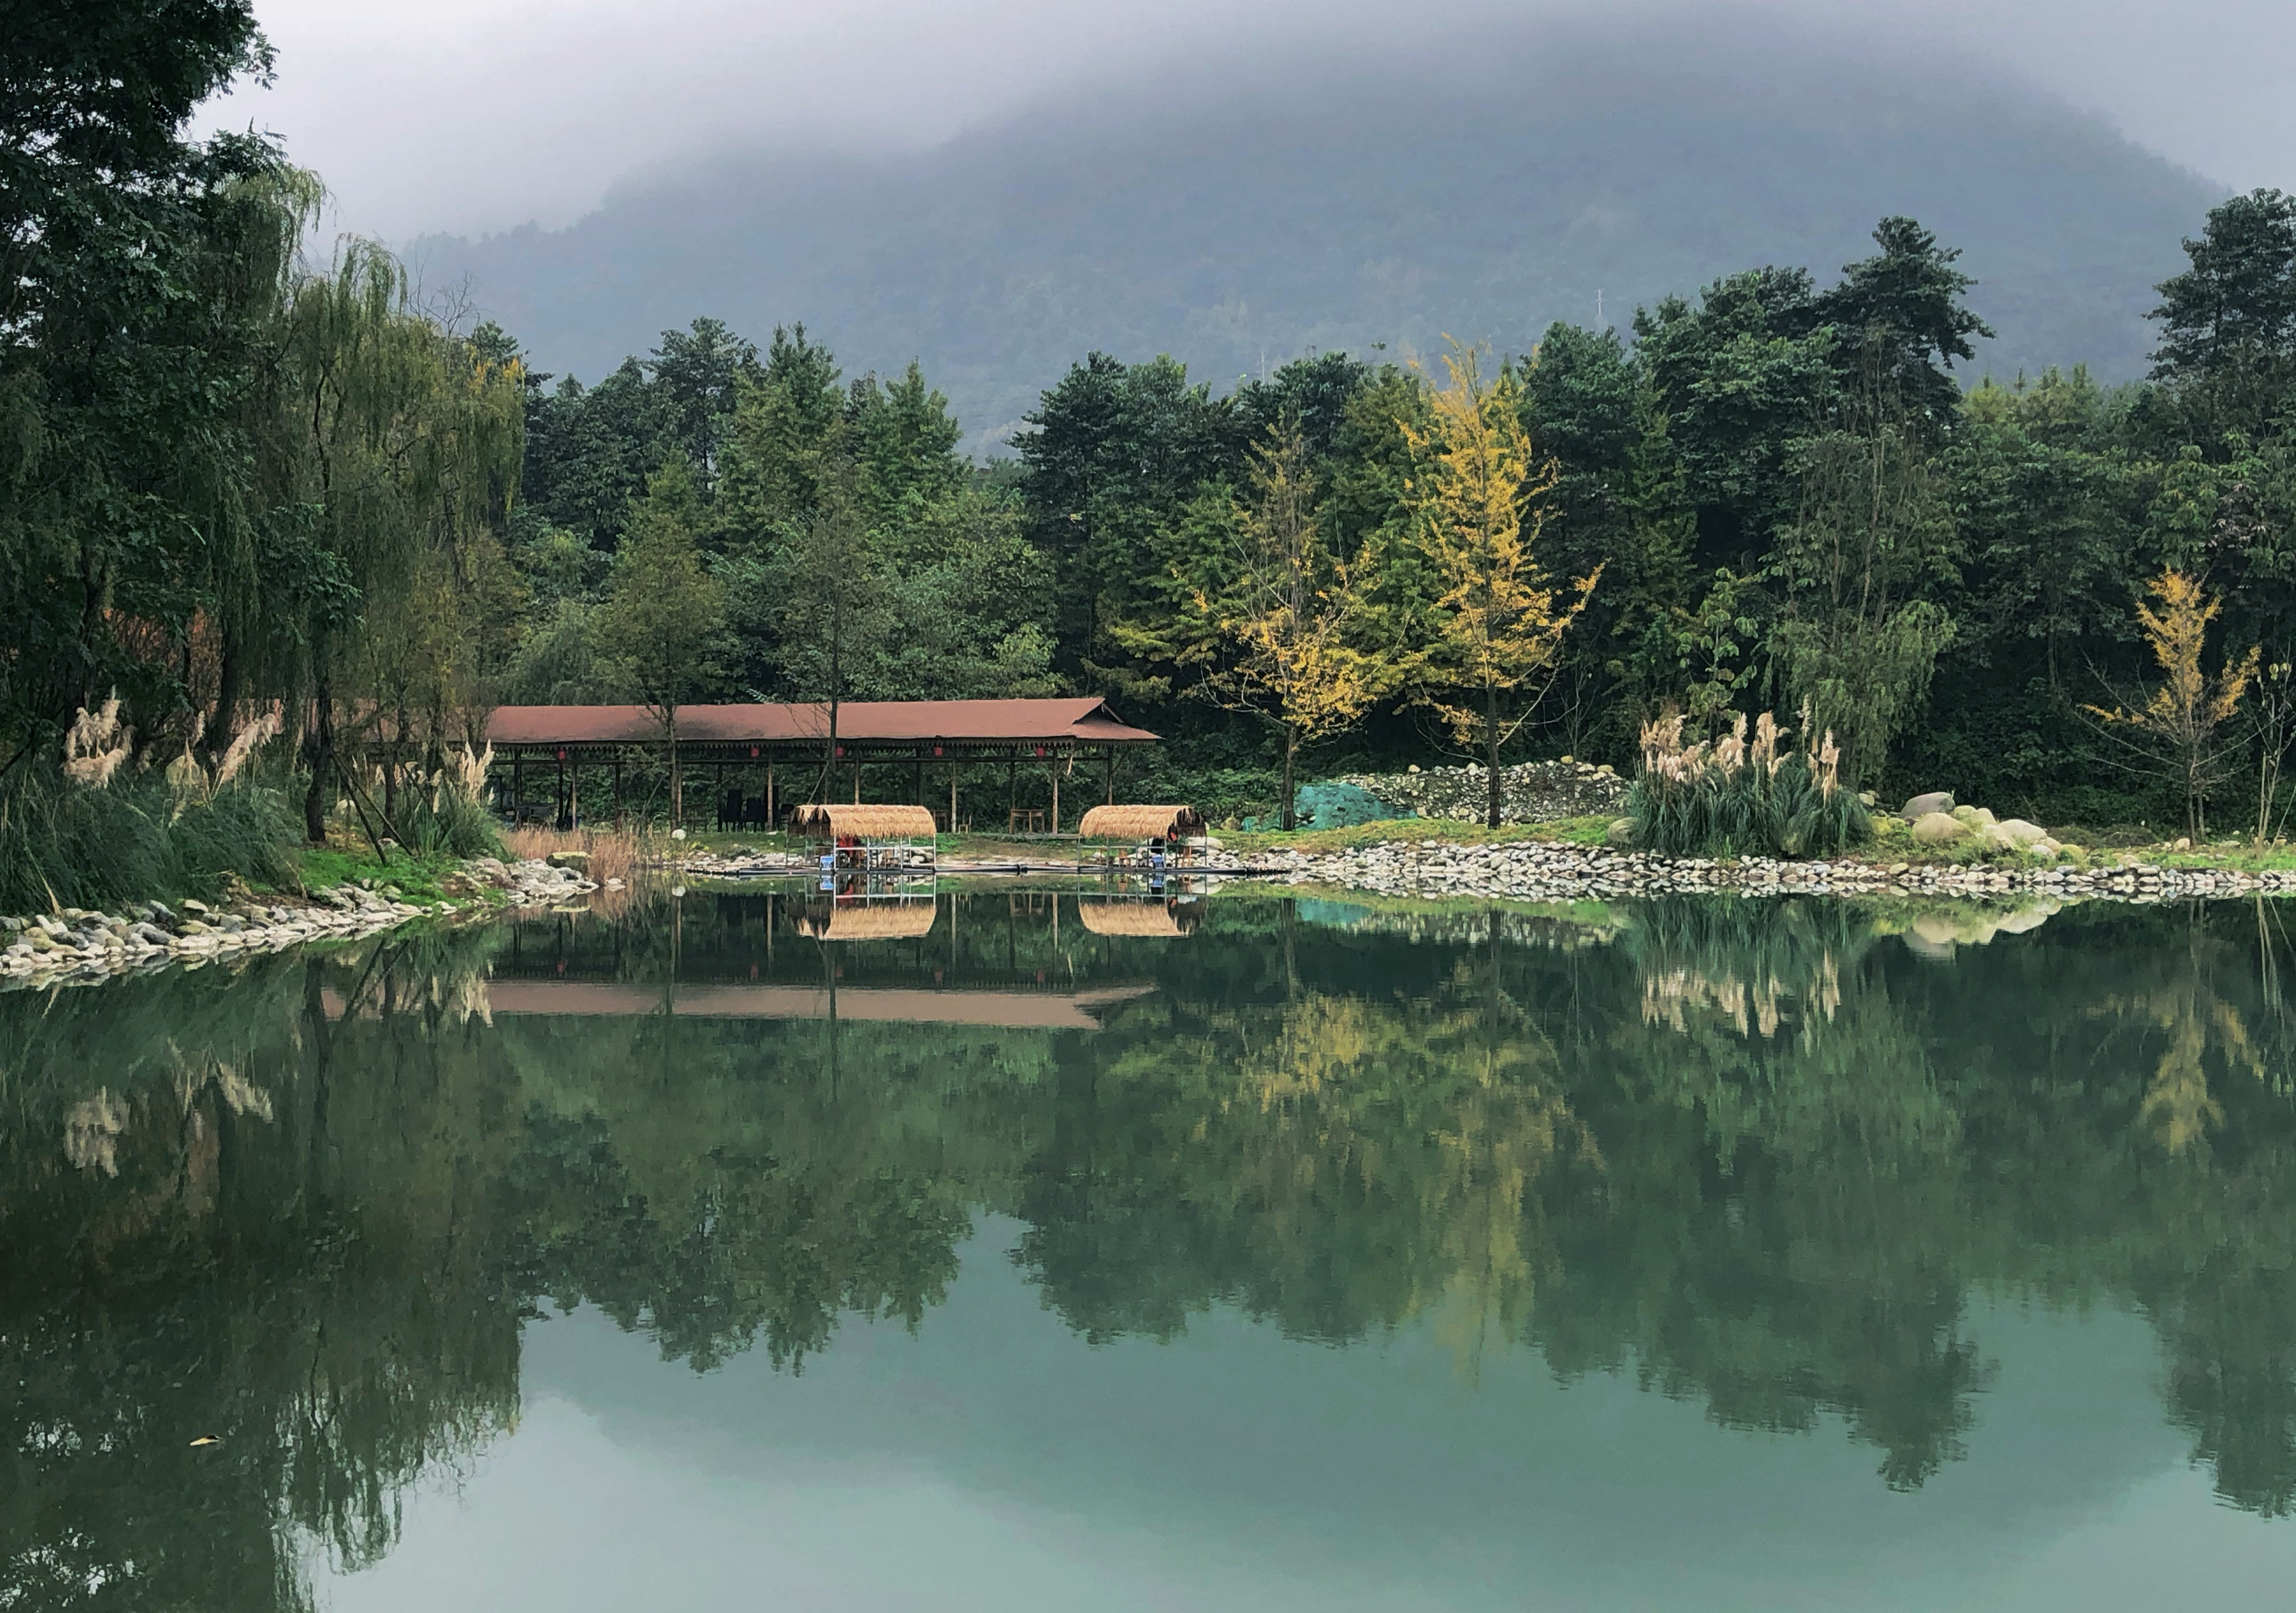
[796,900,939,940]
[1077,804,1205,841]
[790,804,939,840]
[1077,899,1201,937]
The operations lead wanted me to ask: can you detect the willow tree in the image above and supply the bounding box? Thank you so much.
[1401,345,1599,828]
[1133,420,1391,829]
[594,456,726,825]
[1765,341,1957,789]
[257,241,526,841]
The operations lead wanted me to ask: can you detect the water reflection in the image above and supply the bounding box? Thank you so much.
[5,891,2296,1608]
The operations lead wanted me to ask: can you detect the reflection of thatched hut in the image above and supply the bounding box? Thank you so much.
[791,804,939,840]
[796,900,939,940]
[1077,804,1205,840]
[1078,899,1201,937]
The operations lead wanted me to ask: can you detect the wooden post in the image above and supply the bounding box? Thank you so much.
[570,761,580,829]
[513,754,523,826]
[612,751,623,824]
[556,752,567,829]
[767,763,776,830]
[1007,760,1016,829]
[949,768,958,834]
[912,755,923,806]
[1104,748,1114,805]
[1050,764,1060,836]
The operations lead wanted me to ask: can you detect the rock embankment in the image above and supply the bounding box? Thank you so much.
[1336,760,1628,824]
[1257,838,2294,903]
[0,857,597,990]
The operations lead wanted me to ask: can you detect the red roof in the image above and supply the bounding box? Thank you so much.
[483,697,1157,747]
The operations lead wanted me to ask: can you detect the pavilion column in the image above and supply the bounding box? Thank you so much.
[1104,749,1114,804]
[949,768,958,834]
[767,763,776,830]
[612,752,622,824]
[556,752,567,830]
[1050,764,1060,836]
[512,754,523,826]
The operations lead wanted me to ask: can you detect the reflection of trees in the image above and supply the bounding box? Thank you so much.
[1017,951,1594,1366]
[0,936,521,1612]
[12,885,2296,1608]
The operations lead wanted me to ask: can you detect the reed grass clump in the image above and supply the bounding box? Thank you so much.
[1627,708,1872,859]
[0,767,300,914]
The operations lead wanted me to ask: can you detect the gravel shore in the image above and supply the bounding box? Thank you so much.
[0,857,597,991]
[1255,838,2295,903]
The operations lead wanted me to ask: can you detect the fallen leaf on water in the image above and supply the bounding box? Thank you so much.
[189,1436,222,1447]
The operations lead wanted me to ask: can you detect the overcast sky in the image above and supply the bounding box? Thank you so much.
[200,0,2295,242]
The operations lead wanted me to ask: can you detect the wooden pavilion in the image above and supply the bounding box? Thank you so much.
[482,697,1159,831]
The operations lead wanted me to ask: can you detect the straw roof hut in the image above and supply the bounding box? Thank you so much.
[796,901,939,940]
[1078,900,1201,937]
[1076,804,1205,840]
[791,803,939,839]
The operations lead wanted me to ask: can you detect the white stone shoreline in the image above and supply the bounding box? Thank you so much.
[1253,838,2296,903]
[0,857,598,991]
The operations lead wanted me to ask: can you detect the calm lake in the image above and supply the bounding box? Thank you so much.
[6,886,2296,1610]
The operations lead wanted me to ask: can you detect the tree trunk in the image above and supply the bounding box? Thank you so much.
[1280,725,1298,832]
[304,663,333,844]
[1485,679,1503,829]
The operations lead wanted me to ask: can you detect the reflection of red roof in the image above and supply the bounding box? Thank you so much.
[481,980,1153,1030]
[485,698,1156,746]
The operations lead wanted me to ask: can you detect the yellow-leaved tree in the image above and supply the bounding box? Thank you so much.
[1401,343,1601,827]
[1163,420,1394,829]
[2084,569,2258,839]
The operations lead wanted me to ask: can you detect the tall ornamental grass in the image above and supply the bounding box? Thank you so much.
[1627,709,1872,859]
[386,746,504,859]
[0,767,300,914]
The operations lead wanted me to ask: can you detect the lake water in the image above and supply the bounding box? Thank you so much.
[6,887,2295,1610]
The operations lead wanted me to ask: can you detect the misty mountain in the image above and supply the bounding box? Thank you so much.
[411,22,2225,447]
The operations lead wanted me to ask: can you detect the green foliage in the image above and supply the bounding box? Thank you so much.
[0,770,298,913]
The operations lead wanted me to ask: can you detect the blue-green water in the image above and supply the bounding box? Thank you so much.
[5,889,2294,1608]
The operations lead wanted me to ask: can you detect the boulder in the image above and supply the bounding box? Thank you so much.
[1949,804,1998,828]
[546,850,592,871]
[1910,812,1967,846]
[1901,791,1954,818]
[1994,818,2049,848]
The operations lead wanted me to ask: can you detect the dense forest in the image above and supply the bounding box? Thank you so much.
[9,2,2296,867]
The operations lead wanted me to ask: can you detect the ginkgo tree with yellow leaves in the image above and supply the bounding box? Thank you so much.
[2085,570,2260,839]
[1399,343,1602,828]
[1129,420,1396,829]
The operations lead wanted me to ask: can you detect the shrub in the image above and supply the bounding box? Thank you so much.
[1627,710,1872,860]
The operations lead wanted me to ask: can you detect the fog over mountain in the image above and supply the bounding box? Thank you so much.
[407,18,2227,446]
